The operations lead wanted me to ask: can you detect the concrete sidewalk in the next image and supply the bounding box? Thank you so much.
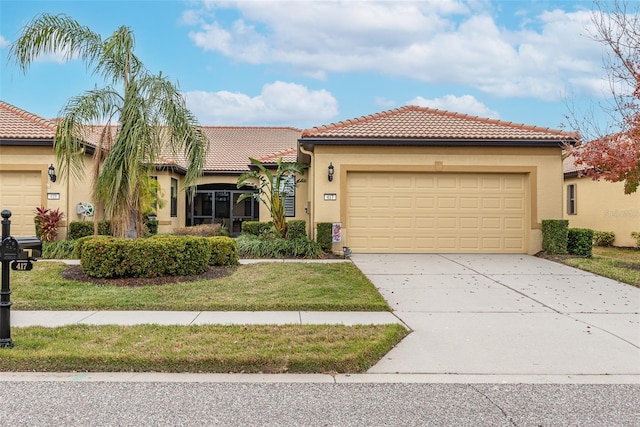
[11,310,402,327]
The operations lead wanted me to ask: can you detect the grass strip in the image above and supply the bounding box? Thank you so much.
[8,262,390,311]
[0,324,408,373]
[563,247,640,287]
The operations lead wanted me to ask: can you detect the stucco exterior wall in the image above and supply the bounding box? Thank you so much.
[306,145,564,254]
[0,145,96,239]
[563,176,640,247]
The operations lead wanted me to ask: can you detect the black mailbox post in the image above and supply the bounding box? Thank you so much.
[1,210,41,347]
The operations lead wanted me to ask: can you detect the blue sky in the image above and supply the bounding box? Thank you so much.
[0,0,612,132]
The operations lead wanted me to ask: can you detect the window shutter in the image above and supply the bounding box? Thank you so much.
[274,175,296,217]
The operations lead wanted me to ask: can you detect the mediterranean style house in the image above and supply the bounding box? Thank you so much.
[1,100,577,254]
[563,152,639,247]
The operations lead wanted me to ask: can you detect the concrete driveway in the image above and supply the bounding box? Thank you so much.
[351,254,640,379]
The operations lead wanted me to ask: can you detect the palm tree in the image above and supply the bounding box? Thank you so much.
[237,157,306,238]
[10,13,208,237]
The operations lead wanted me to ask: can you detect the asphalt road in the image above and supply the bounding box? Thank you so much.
[1,382,638,426]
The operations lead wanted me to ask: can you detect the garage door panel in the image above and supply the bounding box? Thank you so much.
[0,171,42,236]
[415,197,435,208]
[504,217,525,230]
[504,198,524,210]
[346,172,527,253]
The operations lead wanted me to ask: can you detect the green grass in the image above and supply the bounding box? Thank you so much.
[0,324,408,373]
[563,247,640,287]
[7,262,390,311]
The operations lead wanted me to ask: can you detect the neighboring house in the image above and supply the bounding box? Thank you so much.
[563,152,640,247]
[0,100,302,238]
[1,101,577,254]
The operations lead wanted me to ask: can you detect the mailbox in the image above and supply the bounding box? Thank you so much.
[0,237,19,261]
[15,237,42,260]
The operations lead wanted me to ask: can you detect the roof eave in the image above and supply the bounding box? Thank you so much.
[0,138,53,146]
[202,170,246,175]
[299,137,575,149]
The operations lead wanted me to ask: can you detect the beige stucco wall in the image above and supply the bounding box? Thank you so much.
[563,176,640,247]
[0,145,96,239]
[305,145,564,254]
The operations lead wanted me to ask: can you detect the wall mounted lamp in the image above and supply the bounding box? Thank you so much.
[328,162,334,182]
[48,164,57,183]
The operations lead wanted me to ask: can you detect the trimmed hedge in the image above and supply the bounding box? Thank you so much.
[74,235,113,259]
[207,236,239,266]
[568,228,593,257]
[241,221,273,236]
[316,222,333,252]
[173,223,224,237]
[541,219,569,255]
[81,236,210,278]
[286,220,307,239]
[68,221,112,239]
[593,231,615,247]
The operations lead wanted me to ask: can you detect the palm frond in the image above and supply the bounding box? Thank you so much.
[9,13,102,74]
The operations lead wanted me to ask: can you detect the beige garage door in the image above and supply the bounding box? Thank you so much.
[346,172,527,253]
[0,171,42,236]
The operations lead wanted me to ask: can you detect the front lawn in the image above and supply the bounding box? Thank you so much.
[563,247,640,287]
[0,323,408,373]
[8,261,390,311]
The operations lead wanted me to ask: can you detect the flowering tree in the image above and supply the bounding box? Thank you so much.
[570,0,640,194]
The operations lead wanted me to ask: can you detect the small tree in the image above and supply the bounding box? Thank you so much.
[236,157,306,238]
[568,0,640,194]
[10,13,208,237]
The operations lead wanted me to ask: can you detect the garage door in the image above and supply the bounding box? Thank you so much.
[346,172,527,253]
[0,171,42,236]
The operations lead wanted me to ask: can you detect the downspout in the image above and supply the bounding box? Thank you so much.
[299,144,314,239]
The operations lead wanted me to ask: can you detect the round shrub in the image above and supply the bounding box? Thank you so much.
[593,231,615,247]
[208,236,239,266]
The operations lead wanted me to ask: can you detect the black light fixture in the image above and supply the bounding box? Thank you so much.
[48,164,57,182]
[328,162,334,182]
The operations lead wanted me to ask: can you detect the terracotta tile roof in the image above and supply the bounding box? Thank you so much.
[200,127,300,172]
[0,100,57,140]
[255,148,298,164]
[563,151,585,176]
[302,105,578,142]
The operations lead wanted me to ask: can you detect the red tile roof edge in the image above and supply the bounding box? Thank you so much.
[0,100,58,137]
[255,147,297,163]
[301,105,579,139]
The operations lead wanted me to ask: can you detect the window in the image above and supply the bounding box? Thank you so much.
[274,175,296,217]
[566,184,576,215]
[171,178,178,217]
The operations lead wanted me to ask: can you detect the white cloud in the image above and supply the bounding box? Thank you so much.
[408,95,500,119]
[184,81,338,127]
[0,35,9,48]
[186,2,606,101]
[375,97,396,108]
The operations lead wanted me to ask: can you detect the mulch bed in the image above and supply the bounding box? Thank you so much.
[60,265,235,287]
